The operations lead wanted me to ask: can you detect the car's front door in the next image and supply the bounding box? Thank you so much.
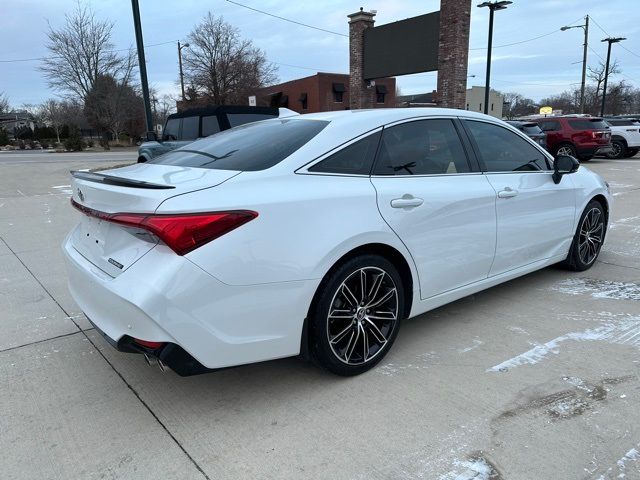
[462,119,576,276]
[371,118,497,300]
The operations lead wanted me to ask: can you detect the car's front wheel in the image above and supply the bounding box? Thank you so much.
[309,255,404,376]
[563,200,606,271]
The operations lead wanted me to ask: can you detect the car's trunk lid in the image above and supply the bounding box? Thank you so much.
[69,164,240,277]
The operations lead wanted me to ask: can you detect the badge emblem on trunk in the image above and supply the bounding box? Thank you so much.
[77,188,84,202]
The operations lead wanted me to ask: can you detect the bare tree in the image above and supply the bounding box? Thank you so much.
[39,3,135,100]
[587,60,620,104]
[0,92,9,114]
[37,100,66,144]
[501,91,538,119]
[182,13,278,105]
[150,90,176,128]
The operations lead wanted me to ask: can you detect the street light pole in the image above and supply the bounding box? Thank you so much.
[478,1,512,115]
[561,16,589,113]
[177,41,190,102]
[130,0,153,134]
[600,36,626,117]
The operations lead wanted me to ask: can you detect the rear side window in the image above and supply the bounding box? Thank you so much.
[163,118,180,140]
[309,132,381,175]
[180,116,200,140]
[568,119,608,130]
[149,119,328,171]
[464,120,550,172]
[202,115,221,136]
[374,119,469,176]
[227,113,277,128]
[606,119,638,126]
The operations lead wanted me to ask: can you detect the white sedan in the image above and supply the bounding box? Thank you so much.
[63,108,611,376]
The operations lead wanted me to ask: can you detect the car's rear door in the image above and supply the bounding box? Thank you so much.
[371,118,497,300]
[462,119,576,276]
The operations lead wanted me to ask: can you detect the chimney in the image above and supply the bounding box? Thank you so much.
[348,8,376,110]
[436,0,472,109]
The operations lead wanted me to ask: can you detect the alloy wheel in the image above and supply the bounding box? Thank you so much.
[326,267,399,365]
[609,142,622,158]
[557,145,574,157]
[578,207,604,265]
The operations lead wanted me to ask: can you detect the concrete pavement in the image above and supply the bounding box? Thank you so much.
[1,151,639,479]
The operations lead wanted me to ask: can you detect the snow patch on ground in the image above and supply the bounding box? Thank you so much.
[596,445,640,479]
[440,456,495,480]
[459,339,484,353]
[487,312,640,372]
[51,185,72,196]
[551,278,640,301]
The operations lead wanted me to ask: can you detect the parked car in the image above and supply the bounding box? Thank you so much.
[64,109,611,377]
[533,116,612,161]
[603,117,640,159]
[506,120,547,149]
[137,105,282,163]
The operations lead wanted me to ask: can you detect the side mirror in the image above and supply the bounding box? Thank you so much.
[145,131,158,142]
[552,155,580,184]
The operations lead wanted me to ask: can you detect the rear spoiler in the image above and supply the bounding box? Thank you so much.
[70,170,175,189]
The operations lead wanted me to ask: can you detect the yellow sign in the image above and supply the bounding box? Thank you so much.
[540,106,553,115]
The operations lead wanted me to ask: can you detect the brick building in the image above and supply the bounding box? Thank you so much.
[255,72,396,114]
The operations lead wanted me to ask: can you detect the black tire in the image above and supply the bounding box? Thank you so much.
[563,200,606,271]
[309,254,404,376]
[624,148,639,158]
[555,143,577,158]
[607,139,627,159]
[137,156,148,163]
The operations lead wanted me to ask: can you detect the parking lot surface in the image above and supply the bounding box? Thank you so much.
[1,150,639,479]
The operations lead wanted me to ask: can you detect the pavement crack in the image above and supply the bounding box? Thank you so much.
[0,235,211,480]
[0,329,90,354]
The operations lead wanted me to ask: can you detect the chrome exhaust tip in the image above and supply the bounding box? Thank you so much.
[157,358,167,373]
[143,353,153,366]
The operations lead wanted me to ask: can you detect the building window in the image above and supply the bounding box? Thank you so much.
[332,83,345,103]
[375,84,388,104]
[299,93,308,110]
[491,103,494,111]
[479,103,482,111]
[466,103,469,110]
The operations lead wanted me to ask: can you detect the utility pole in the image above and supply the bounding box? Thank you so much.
[178,41,190,102]
[561,16,589,113]
[131,0,153,133]
[600,36,626,117]
[478,1,512,115]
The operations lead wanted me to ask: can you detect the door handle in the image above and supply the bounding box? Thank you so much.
[390,195,424,209]
[497,187,519,199]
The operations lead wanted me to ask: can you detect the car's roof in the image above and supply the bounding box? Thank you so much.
[168,105,278,119]
[295,107,492,125]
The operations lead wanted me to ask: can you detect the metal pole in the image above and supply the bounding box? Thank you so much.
[131,0,153,133]
[484,7,494,115]
[178,41,186,102]
[579,16,589,113]
[600,39,613,117]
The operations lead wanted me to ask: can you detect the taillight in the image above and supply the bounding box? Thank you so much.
[72,199,257,255]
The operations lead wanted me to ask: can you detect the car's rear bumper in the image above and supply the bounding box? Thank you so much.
[577,144,613,157]
[63,234,317,374]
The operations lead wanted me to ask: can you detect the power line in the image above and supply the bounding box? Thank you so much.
[0,40,178,64]
[224,0,348,37]
[492,78,581,88]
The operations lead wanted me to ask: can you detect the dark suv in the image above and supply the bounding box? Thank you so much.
[506,121,547,150]
[533,116,612,161]
[138,105,279,163]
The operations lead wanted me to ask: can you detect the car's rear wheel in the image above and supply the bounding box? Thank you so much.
[309,255,404,376]
[556,143,577,158]
[563,200,606,271]
[607,139,627,159]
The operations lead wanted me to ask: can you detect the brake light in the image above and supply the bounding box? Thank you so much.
[133,338,165,349]
[71,199,257,255]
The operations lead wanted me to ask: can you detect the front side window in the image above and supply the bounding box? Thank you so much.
[374,119,470,176]
[181,116,200,140]
[150,119,328,171]
[464,120,550,172]
[162,118,180,140]
[309,131,381,175]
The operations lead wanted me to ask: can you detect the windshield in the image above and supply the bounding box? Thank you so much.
[149,118,329,171]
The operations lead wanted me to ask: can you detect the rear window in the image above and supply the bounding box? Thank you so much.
[606,119,639,126]
[149,119,328,171]
[568,119,608,130]
[521,123,543,135]
[227,113,278,128]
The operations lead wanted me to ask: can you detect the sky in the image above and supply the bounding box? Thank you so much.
[1,0,639,108]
